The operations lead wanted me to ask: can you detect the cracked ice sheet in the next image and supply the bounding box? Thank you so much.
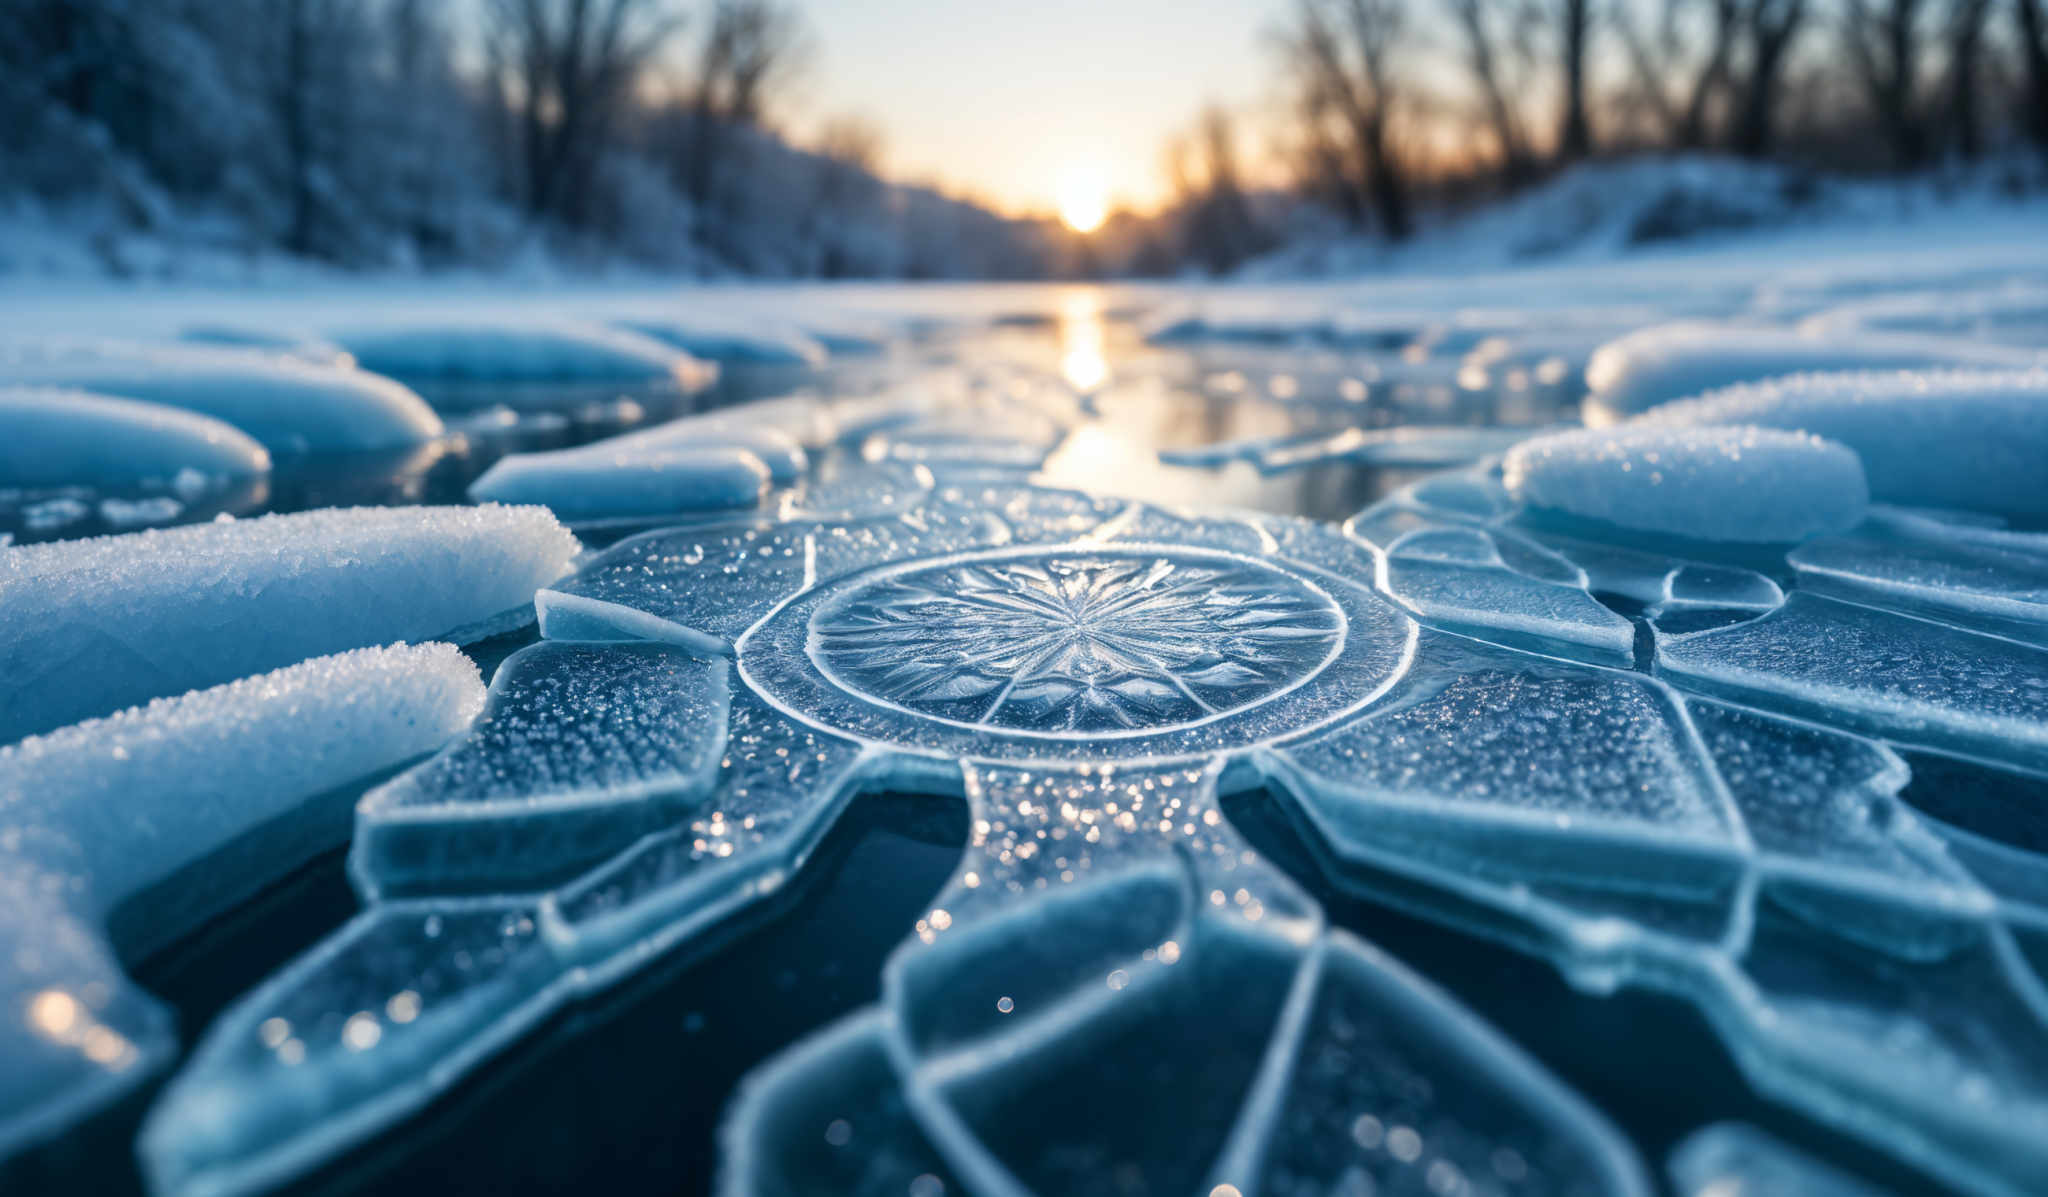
[1791,508,2048,646]
[146,486,1655,1197]
[0,644,481,1160]
[0,505,577,743]
[1656,592,2048,773]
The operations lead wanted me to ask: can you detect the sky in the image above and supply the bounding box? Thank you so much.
[794,0,1290,218]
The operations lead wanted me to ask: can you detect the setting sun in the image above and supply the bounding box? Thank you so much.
[1056,165,1110,233]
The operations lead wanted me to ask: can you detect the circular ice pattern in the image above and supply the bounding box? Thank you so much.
[808,552,1346,735]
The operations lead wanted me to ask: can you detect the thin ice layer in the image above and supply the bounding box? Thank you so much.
[1639,369,2048,517]
[0,505,576,742]
[1503,424,1869,543]
[0,644,482,1162]
[1581,322,2036,423]
[354,642,731,896]
[0,339,443,452]
[1657,593,2048,772]
[1375,526,1636,665]
[0,388,270,490]
[1792,508,2048,644]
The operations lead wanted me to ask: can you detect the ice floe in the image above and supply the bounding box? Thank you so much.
[0,505,575,741]
[1582,322,2039,422]
[1503,424,1870,543]
[0,387,270,491]
[0,644,481,1162]
[326,322,716,409]
[1637,369,2048,517]
[0,340,443,453]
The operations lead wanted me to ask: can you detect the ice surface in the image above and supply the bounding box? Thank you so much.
[0,340,443,453]
[1503,424,1870,543]
[354,642,730,896]
[1165,423,1552,473]
[1581,322,2038,423]
[177,325,350,366]
[327,321,715,395]
[0,644,482,1161]
[0,505,576,742]
[1668,1124,1895,1196]
[1657,593,2048,772]
[1637,369,2048,517]
[614,316,828,367]
[0,387,270,490]
[1372,525,1637,664]
[1791,508,2048,644]
[467,444,771,520]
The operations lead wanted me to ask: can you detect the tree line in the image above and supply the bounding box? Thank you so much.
[0,0,1051,276]
[1262,0,2048,245]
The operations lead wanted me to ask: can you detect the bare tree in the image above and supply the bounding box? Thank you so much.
[1614,0,1738,148]
[1280,0,1414,240]
[1940,0,1994,158]
[483,0,683,225]
[1556,0,1596,158]
[1844,0,1931,167]
[1449,0,1536,180]
[2023,0,2048,152]
[682,0,804,205]
[1730,0,1808,156]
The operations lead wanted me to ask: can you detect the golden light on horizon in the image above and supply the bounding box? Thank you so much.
[1056,165,1110,234]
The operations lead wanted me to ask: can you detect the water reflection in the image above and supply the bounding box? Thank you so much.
[1057,288,1109,395]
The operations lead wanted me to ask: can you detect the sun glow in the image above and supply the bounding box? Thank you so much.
[1056,166,1110,234]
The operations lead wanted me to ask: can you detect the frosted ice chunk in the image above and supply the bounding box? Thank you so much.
[0,340,442,453]
[328,321,714,391]
[467,444,771,520]
[1582,322,2037,422]
[1638,369,2048,517]
[0,505,576,742]
[0,644,482,1161]
[0,388,269,491]
[1668,1124,1895,1197]
[144,693,872,1197]
[1274,639,1739,895]
[1374,525,1637,664]
[1657,593,2048,772]
[614,316,827,367]
[354,642,730,896]
[1503,424,1869,543]
[1791,508,2048,644]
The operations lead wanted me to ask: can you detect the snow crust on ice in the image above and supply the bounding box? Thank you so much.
[1582,322,2039,423]
[1637,369,2048,517]
[0,387,270,490]
[0,643,482,1161]
[0,505,576,742]
[467,444,770,520]
[1502,424,1870,543]
[0,340,444,453]
[327,321,716,394]
[1791,508,2048,644]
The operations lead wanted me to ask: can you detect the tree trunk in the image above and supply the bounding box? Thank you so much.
[1558,0,1593,159]
[2018,0,2048,152]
